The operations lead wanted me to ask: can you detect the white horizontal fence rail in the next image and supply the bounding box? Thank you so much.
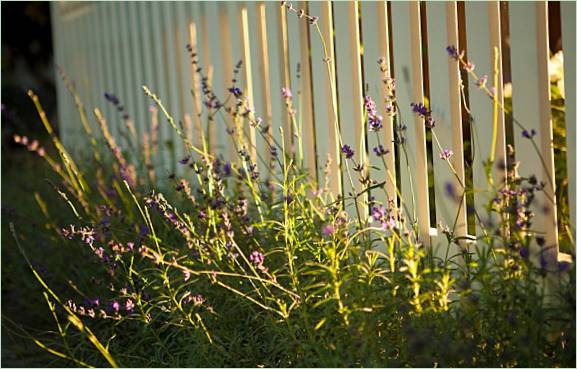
[51,1,575,262]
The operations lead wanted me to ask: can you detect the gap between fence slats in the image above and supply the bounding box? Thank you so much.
[560,1,576,242]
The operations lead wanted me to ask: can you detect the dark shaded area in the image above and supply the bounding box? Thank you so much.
[2,2,60,367]
[2,1,56,151]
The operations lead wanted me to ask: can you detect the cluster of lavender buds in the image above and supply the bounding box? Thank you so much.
[373,144,389,157]
[145,192,192,242]
[493,176,545,231]
[377,57,397,115]
[187,44,222,111]
[238,147,259,180]
[65,296,135,320]
[104,92,130,121]
[410,102,436,129]
[446,45,464,61]
[341,144,354,159]
[439,148,453,161]
[365,96,384,132]
[249,250,268,272]
[181,291,206,307]
[522,129,537,139]
[227,60,244,99]
[13,135,46,156]
[61,225,96,247]
[95,109,136,187]
[371,205,396,230]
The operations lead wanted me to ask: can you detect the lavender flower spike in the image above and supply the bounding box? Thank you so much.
[341,144,354,159]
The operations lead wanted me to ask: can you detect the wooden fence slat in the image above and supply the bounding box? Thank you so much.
[561,1,576,242]
[245,2,270,170]
[360,1,397,209]
[464,2,507,237]
[332,1,366,217]
[186,2,205,155]
[263,2,288,160]
[297,1,318,183]
[151,2,172,173]
[390,2,431,243]
[128,2,145,144]
[162,3,185,173]
[238,3,257,162]
[426,2,467,250]
[285,2,302,163]
[117,3,137,149]
[509,2,558,261]
[308,1,341,197]
[204,2,228,160]
[217,3,237,162]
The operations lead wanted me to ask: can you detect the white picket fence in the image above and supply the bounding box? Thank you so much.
[50,1,575,263]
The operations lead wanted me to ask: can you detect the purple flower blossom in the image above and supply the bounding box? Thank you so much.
[522,129,536,139]
[446,45,460,60]
[125,299,135,312]
[373,144,389,157]
[223,162,232,177]
[281,87,292,99]
[322,224,335,236]
[111,300,120,313]
[309,16,319,25]
[228,86,243,98]
[249,250,265,266]
[368,115,383,131]
[179,155,190,165]
[104,92,120,106]
[439,148,453,161]
[341,144,354,159]
[411,102,428,117]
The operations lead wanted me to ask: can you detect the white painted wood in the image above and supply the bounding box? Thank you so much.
[128,1,145,145]
[49,1,575,254]
[264,2,287,158]
[360,1,397,208]
[427,2,468,251]
[332,1,367,217]
[150,2,172,173]
[308,1,341,197]
[245,2,270,169]
[464,2,507,237]
[561,1,576,242]
[509,2,558,261]
[390,2,431,244]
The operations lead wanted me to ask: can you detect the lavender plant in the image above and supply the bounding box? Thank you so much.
[5,3,575,367]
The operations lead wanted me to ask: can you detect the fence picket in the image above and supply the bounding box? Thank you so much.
[464,2,507,238]
[360,1,397,210]
[426,2,468,250]
[332,1,367,218]
[390,2,431,244]
[509,2,558,262]
[308,1,341,197]
[238,3,258,162]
